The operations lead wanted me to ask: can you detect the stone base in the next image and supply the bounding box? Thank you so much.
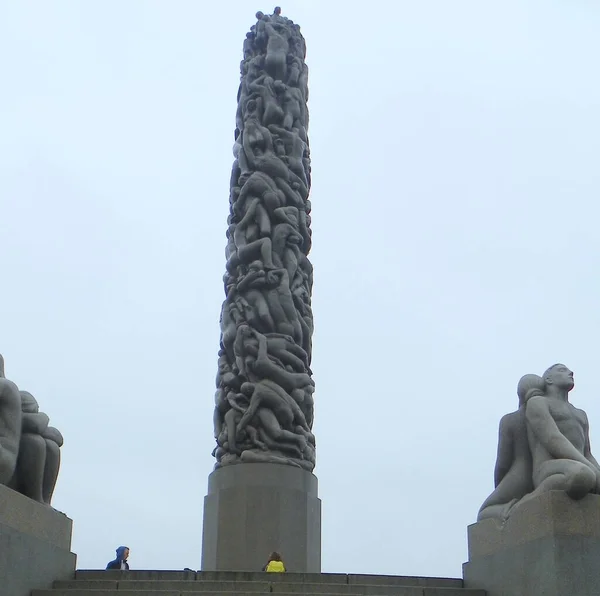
[0,483,76,596]
[201,463,321,572]
[463,491,600,596]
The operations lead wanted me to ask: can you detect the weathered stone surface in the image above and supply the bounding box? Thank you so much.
[10,389,63,505]
[72,570,469,588]
[54,588,480,596]
[0,483,76,596]
[211,7,315,472]
[201,463,320,572]
[347,575,462,588]
[0,353,22,484]
[34,592,481,596]
[478,364,600,522]
[0,353,64,506]
[464,491,600,596]
[43,570,482,596]
[33,592,180,596]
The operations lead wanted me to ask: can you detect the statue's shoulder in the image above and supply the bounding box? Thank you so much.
[573,405,589,422]
[499,409,526,434]
[500,409,521,424]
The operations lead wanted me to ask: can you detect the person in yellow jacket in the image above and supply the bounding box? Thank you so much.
[262,551,286,572]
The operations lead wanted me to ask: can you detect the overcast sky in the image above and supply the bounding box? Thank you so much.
[2,0,600,579]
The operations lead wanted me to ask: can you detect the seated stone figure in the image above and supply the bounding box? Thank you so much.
[0,354,22,485]
[478,374,545,521]
[479,364,600,521]
[525,364,600,500]
[9,390,63,505]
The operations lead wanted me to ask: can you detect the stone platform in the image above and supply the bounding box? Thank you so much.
[463,490,600,596]
[32,570,485,596]
[202,464,321,572]
[0,483,76,596]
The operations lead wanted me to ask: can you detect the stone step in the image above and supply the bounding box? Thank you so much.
[34,590,486,596]
[49,581,483,594]
[74,571,464,589]
[54,581,467,593]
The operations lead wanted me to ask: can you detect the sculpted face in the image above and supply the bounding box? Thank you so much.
[545,364,574,391]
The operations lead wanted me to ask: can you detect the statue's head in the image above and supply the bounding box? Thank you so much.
[543,363,574,392]
[245,98,258,116]
[517,374,545,407]
[0,354,4,378]
[19,391,39,413]
[240,382,255,398]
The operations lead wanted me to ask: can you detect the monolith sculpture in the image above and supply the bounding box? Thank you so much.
[201,8,320,572]
[464,364,600,596]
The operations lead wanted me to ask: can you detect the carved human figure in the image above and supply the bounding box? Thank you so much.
[477,374,544,521]
[249,328,312,392]
[236,171,284,216]
[10,391,63,505]
[264,269,303,341]
[248,73,284,126]
[271,218,304,282]
[292,283,313,356]
[268,124,308,187]
[261,19,289,81]
[235,263,276,333]
[274,177,305,207]
[243,31,255,61]
[525,364,600,500]
[276,84,307,131]
[239,99,288,180]
[234,324,308,374]
[228,327,314,462]
[219,390,266,455]
[0,354,22,485]
[236,380,310,450]
[226,197,275,273]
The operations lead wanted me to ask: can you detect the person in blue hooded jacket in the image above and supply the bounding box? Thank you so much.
[106,546,130,570]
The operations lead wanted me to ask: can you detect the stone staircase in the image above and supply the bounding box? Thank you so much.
[32,570,485,596]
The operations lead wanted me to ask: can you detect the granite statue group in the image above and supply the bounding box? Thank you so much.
[0,353,62,506]
[212,8,316,471]
[479,363,600,521]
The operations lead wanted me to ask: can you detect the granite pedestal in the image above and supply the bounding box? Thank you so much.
[463,491,600,596]
[0,483,76,596]
[201,463,321,572]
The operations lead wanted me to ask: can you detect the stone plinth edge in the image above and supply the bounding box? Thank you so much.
[464,491,600,596]
[0,483,76,596]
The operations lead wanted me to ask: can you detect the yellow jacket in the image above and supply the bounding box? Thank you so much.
[265,560,286,572]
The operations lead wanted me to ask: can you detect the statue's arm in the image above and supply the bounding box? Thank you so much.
[0,383,22,459]
[493,416,514,487]
[582,411,600,469]
[42,426,63,446]
[21,412,49,434]
[526,396,590,465]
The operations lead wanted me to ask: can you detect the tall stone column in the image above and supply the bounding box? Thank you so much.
[201,8,320,572]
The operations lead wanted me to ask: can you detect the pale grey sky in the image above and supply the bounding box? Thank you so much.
[2,0,600,578]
